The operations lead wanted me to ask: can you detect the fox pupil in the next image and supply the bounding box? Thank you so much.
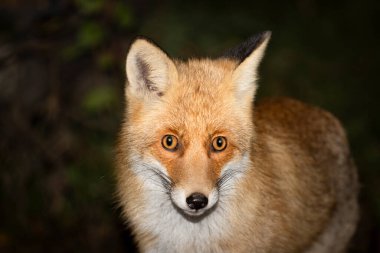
[217,138,223,147]
[167,136,173,146]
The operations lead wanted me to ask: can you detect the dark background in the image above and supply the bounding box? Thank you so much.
[0,0,379,252]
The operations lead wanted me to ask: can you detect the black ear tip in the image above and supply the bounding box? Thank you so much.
[221,31,272,62]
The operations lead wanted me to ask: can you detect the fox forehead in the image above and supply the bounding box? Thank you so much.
[159,59,242,126]
[175,58,237,91]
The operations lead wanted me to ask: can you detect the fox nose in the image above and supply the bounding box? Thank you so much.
[186,193,208,210]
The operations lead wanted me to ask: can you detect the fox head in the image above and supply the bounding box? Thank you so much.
[121,32,271,217]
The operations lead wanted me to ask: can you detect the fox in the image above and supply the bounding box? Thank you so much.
[115,31,359,253]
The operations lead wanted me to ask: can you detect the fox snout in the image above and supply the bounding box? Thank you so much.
[171,185,219,216]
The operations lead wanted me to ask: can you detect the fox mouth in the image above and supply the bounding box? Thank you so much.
[182,208,208,216]
[177,205,218,220]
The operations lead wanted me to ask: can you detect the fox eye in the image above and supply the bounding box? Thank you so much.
[212,136,227,152]
[162,135,178,151]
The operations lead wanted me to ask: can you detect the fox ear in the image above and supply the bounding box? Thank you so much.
[125,37,177,99]
[230,31,271,103]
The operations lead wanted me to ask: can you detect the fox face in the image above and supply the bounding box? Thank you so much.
[121,33,270,218]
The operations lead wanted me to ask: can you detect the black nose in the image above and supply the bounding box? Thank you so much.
[186,193,208,210]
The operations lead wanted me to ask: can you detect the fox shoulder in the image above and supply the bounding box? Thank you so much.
[254,97,350,158]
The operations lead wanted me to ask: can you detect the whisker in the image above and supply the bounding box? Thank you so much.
[216,169,244,197]
[134,163,174,195]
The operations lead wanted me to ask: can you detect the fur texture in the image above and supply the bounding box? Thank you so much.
[115,32,358,253]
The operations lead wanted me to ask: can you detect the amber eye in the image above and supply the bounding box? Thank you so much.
[212,136,227,152]
[162,135,179,151]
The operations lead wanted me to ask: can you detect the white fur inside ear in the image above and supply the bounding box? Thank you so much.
[232,33,271,102]
[126,39,177,98]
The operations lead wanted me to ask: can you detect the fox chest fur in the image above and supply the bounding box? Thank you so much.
[115,32,359,253]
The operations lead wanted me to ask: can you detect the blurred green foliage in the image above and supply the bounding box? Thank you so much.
[0,0,379,252]
[114,2,133,28]
[78,21,105,48]
[82,85,117,113]
[75,0,104,14]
